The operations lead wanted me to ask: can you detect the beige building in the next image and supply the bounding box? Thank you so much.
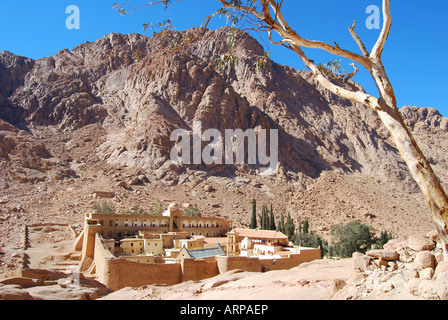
[77,203,232,270]
[120,238,144,255]
[227,228,292,257]
[75,203,322,291]
[85,203,232,241]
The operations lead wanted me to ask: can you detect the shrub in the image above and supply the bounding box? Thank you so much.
[292,219,328,258]
[329,220,376,258]
[149,200,164,216]
[122,205,148,216]
[376,230,394,249]
[184,207,202,217]
[93,202,115,214]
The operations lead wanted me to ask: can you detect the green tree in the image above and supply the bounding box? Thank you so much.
[277,213,285,234]
[292,227,328,259]
[260,204,268,230]
[302,220,310,235]
[330,221,376,258]
[264,205,270,230]
[376,230,394,249]
[269,204,276,231]
[284,212,295,240]
[250,199,257,229]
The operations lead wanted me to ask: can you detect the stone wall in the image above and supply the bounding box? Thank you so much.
[94,234,182,291]
[217,248,322,273]
[93,235,321,291]
[265,249,322,272]
[181,258,219,282]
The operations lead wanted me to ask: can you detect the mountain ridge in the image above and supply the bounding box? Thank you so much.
[0,27,447,259]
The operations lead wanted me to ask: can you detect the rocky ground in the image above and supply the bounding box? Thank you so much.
[4,228,445,301]
[99,231,448,301]
[1,28,448,300]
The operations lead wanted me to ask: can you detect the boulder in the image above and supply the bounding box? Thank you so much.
[436,271,448,300]
[426,230,440,243]
[203,184,214,192]
[366,249,399,261]
[408,236,435,252]
[415,251,435,269]
[435,261,448,278]
[353,253,372,272]
[20,268,68,281]
[0,284,34,300]
[417,280,439,300]
[0,277,43,288]
[419,268,435,280]
[383,239,407,251]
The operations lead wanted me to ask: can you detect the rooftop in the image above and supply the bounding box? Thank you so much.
[185,244,226,260]
[233,228,288,241]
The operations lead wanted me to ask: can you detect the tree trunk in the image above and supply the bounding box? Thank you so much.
[371,62,448,259]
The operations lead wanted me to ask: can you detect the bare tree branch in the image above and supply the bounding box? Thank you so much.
[169,8,223,53]
[235,0,373,70]
[371,0,392,59]
[349,20,370,58]
[289,45,380,110]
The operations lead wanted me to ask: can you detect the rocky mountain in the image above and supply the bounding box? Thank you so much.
[1,27,447,257]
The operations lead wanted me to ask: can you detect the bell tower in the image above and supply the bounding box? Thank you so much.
[226,229,240,256]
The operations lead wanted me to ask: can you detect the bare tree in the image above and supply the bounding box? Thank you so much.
[114,0,448,259]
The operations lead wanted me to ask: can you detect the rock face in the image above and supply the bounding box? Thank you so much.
[2,27,446,192]
[0,51,35,124]
[0,119,76,186]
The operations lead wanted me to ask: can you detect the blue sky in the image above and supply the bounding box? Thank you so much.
[1,0,447,116]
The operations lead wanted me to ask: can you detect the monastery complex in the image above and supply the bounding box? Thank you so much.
[74,203,321,290]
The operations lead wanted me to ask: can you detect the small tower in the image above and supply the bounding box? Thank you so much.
[226,229,240,256]
[80,216,102,271]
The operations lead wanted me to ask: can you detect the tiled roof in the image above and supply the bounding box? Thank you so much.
[234,228,288,240]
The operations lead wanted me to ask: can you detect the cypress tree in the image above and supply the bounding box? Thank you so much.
[261,205,269,230]
[269,204,276,231]
[250,199,257,229]
[260,205,263,230]
[285,212,295,240]
[277,213,285,234]
[303,220,310,235]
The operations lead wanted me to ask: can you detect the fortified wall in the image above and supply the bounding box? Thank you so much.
[76,204,321,291]
[91,234,321,291]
